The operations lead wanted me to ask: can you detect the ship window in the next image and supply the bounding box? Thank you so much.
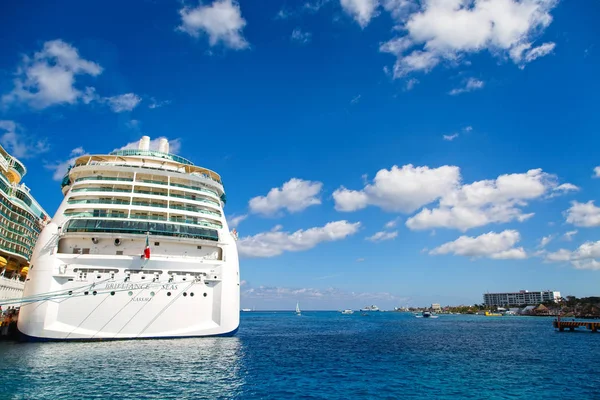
[203,293,207,297]
[167,292,172,296]
[72,248,81,254]
[197,246,202,249]
[68,291,73,295]
[128,291,133,296]
[84,291,89,295]
[82,248,90,254]
[154,242,160,246]
[110,291,115,296]
[190,293,194,297]
[92,291,97,295]
[116,251,123,255]
[183,292,187,297]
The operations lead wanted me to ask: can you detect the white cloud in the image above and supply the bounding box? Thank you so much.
[340,0,380,27]
[405,78,419,91]
[565,201,600,227]
[0,120,49,159]
[114,137,182,154]
[105,93,142,112]
[545,240,600,270]
[249,178,323,216]
[563,230,578,241]
[356,257,365,262]
[333,164,460,213]
[275,0,330,20]
[366,230,398,242]
[236,220,361,258]
[594,166,600,178]
[385,217,399,229]
[449,78,484,95]
[553,183,579,193]
[407,168,567,231]
[443,133,459,141]
[464,126,473,132]
[275,9,291,19]
[2,39,143,113]
[45,147,89,181]
[2,39,102,109]
[430,230,527,260]
[291,28,312,44]
[178,0,249,50]
[351,94,362,104]
[380,0,558,78]
[228,214,247,229]
[539,234,554,248]
[148,98,171,109]
[511,41,556,65]
[242,284,401,307]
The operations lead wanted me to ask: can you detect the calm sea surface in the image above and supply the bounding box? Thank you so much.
[1,312,599,399]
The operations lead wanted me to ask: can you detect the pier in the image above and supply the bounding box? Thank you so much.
[553,319,600,333]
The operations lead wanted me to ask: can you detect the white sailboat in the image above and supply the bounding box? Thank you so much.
[296,302,301,315]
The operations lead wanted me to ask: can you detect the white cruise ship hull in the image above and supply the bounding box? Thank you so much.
[18,223,240,341]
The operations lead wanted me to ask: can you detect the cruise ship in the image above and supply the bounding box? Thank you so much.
[0,143,49,309]
[18,137,240,340]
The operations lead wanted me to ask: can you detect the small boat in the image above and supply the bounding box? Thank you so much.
[359,305,380,312]
[341,309,354,315]
[417,311,438,319]
[241,308,251,312]
[296,302,301,316]
[484,311,502,317]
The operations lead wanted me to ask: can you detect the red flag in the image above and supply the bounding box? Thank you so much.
[143,233,150,259]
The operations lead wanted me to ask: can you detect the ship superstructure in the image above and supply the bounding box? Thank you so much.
[0,144,49,308]
[18,136,240,340]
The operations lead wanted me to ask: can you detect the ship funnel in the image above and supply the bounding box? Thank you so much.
[140,136,150,151]
[158,138,169,153]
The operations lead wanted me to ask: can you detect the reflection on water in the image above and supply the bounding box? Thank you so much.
[1,337,244,400]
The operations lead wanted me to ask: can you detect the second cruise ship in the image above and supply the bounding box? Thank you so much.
[18,136,240,340]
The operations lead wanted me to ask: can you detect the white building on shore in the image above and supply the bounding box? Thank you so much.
[483,290,560,307]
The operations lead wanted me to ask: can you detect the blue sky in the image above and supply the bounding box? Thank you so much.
[1,0,599,309]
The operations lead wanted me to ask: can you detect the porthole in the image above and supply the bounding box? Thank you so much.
[68,291,73,295]
[84,291,89,295]
[150,291,155,297]
[128,291,133,296]
[110,291,115,296]
[183,292,188,297]
[214,276,217,279]
[92,291,97,296]
[203,293,207,297]
[167,292,172,296]
[190,293,194,297]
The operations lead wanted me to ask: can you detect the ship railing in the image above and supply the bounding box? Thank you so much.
[60,217,220,241]
[71,187,131,193]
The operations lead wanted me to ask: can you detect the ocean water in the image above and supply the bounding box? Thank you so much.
[1,312,599,399]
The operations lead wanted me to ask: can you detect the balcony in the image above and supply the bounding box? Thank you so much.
[68,199,131,205]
